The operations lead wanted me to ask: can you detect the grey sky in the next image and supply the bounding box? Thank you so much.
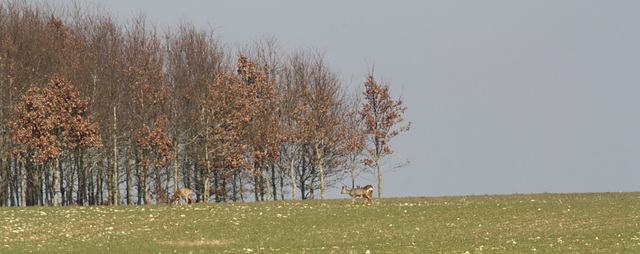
[45,0,639,198]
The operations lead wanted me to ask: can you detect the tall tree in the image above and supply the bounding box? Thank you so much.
[278,60,306,200]
[74,11,127,206]
[304,52,345,200]
[283,50,346,200]
[123,15,168,204]
[165,23,225,201]
[359,74,411,198]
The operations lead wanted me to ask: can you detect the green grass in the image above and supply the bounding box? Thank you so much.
[1,192,638,253]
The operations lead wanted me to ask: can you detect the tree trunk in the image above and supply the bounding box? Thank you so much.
[20,159,26,207]
[136,164,142,205]
[0,155,7,206]
[126,157,132,205]
[203,156,210,203]
[309,168,315,200]
[202,107,210,203]
[97,161,104,205]
[10,158,19,206]
[213,169,219,202]
[221,172,227,202]
[164,163,171,204]
[143,167,150,205]
[203,174,210,203]
[53,158,60,206]
[271,164,277,201]
[300,166,307,200]
[265,166,271,201]
[237,170,244,202]
[64,150,75,205]
[112,105,119,205]
[376,157,382,199]
[279,168,285,201]
[154,165,162,204]
[315,142,325,200]
[78,156,83,206]
[79,149,87,205]
[254,169,259,202]
[350,157,356,189]
[173,141,179,191]
[231,170,238,202]
[289,156,296,200]
[88,162,95,205]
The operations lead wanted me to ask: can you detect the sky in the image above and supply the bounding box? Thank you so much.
[42,0,639,198]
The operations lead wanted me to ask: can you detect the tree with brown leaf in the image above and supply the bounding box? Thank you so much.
[359,73,411,198]
[134,115,173,204]
[9,75,101,206]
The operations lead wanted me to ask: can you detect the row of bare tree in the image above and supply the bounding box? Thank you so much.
[0,1,409,206]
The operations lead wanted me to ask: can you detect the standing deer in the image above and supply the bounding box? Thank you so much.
[170,188,194,205]
[341,185,374,204]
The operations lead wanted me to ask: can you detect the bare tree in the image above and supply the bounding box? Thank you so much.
[341,92,367,189]
[123,15,169,204]
[278,60,305,200]
[164,22,226,202]
[77,11,126,206]
[281,50,346,200]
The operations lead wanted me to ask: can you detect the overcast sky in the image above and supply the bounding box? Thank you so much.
[44,0,639,198]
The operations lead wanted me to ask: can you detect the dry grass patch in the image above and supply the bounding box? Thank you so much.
[155,239,230,246]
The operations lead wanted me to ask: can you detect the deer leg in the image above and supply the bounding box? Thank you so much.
[363,193,372,204]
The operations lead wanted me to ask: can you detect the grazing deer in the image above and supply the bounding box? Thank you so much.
[341,185,374,204]
[170,188,194,205]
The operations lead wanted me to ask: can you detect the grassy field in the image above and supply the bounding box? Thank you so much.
[0,192,638,253]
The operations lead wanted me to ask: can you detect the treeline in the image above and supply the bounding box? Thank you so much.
[0,1,409,206]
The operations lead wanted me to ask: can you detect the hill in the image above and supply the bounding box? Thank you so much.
[1,192,638,253]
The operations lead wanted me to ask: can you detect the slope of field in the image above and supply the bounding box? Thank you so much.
[1,192,638,253]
